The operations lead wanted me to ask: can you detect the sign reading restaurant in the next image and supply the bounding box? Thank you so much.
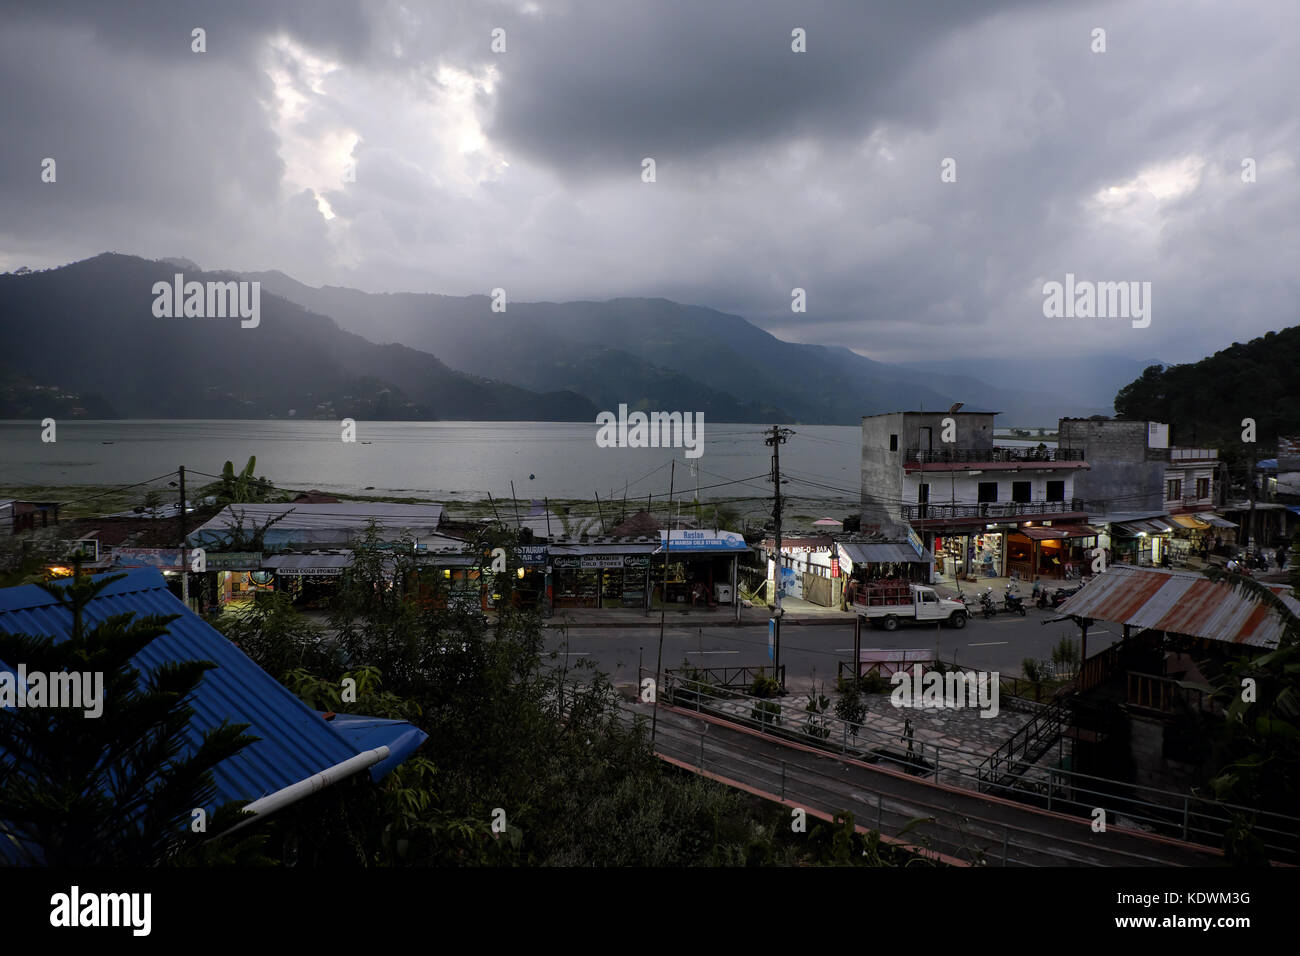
[658,530,749,552]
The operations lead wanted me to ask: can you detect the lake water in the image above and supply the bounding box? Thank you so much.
[0,420,865,504]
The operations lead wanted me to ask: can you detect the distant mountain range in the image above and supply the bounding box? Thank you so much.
[0,255,594,421]
[0,253,1134,423]
[244,268,1119,424]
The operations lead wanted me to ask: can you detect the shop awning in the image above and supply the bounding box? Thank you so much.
[1015,524,1100,540]
[263,553,354,576]
[1194,513,1238,529]
[1171,515,1211,530]
[1113,518,1175,535]
[839,541,933,565]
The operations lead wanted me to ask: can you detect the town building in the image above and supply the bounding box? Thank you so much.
[861,410,1092,583]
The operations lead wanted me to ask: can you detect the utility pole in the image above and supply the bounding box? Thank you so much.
[177,465,189,610]
[766,426,794,681]
[509,480,522,529]
[652,459,676,746]
[1246,454,1257,553]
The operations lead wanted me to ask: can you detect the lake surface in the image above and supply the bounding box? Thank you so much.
[0,420,865,503]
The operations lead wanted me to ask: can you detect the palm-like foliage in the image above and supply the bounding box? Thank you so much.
[1198,564,1299,834]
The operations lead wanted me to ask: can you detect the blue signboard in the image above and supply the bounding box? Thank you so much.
[659,530,749,552]
[768,618,775,660]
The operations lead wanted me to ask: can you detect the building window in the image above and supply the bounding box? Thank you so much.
[1012,481,1031,503]
[1196,477,1210,499]
[1046,480,1065,502]
[889,434,898,451]
[1167,478,1182,501]
[918,483,929,503]
[978,482,998,503]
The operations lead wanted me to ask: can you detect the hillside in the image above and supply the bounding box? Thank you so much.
[0,255,596,422]
[1114,327,1300,446]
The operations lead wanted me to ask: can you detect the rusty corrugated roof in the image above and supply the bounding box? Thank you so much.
[1056,565,1299,648]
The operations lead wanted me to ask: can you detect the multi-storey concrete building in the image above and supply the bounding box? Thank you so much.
[861,411,1093,582]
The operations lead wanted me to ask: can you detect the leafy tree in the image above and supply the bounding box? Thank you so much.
[834,684,867,739]
[0,568,256,865]
[1197,566,1300,861]
[209,455,280,505]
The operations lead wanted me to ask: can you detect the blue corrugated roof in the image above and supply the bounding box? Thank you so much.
[0,568,426,862]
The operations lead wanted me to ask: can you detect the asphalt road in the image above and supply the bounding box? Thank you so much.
[544,605,1124,693]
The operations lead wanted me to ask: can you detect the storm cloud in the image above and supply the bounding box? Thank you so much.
[1,0,1295,364]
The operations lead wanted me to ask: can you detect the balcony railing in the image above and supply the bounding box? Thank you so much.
[901,499,1085,521]
[905,447,1086,464]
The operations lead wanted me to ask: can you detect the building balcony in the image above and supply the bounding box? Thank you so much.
[900,499,1086,522]
[903,447,1087,471]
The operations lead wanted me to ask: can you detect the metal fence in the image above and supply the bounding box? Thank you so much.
[646,670,1300,864]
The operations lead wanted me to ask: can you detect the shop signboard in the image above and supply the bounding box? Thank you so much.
[580,555,624,569]
[623,555,650,570]
[113,548,183,569]
[276,566,344,577]
[907,527,925,559]
[517,546,549,566]
[552,556,582,570]
[205,552,263,571]
[659,530,749,552]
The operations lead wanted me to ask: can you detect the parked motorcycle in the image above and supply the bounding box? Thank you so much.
[1003,583,1027,616]
[978,587,999,619]
[1036,583,1082,609]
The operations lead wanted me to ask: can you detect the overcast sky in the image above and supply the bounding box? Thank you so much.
[1,0,1296,364]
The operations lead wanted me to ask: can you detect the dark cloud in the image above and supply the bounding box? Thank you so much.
[0,0,1296,368]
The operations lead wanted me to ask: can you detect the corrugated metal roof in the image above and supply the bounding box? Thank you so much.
[188,502,444,549]
[839,541,933,565]
[1017,523,1100,540]
[0,568,427,862]
[1195,513,1238,529]
[1056,565,1299,648]
[550,543,659,556]
[1114,518,1175,535]
[262,552,354,570]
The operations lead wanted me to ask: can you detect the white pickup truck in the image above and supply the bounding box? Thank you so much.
[852,583,969,631]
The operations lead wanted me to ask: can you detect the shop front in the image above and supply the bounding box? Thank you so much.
[504,545,549,610]
[551,544,657,609]
[264,552,353,604]
[1006,524,1099,581]
[1110,517,1175,568]
[933,529,1004,581]
[1168,514,1213,565]
[202,552,268,609]
[763,536,836,606]
[552,555,599,609]
[654,530,749,617]
[837,539,934,593]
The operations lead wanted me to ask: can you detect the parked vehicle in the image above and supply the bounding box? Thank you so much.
[1003,583,1027,616]
[853,582,969,630]
[1036,582,1082,609]
[978,587,999,619]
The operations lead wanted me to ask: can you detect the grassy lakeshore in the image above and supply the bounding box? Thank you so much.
[0,482,857,536]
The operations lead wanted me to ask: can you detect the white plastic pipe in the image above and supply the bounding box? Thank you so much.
[217,746,390,837]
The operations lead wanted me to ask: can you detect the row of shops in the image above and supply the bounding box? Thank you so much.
[96,530,753,616]
[927,511,1241,583]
